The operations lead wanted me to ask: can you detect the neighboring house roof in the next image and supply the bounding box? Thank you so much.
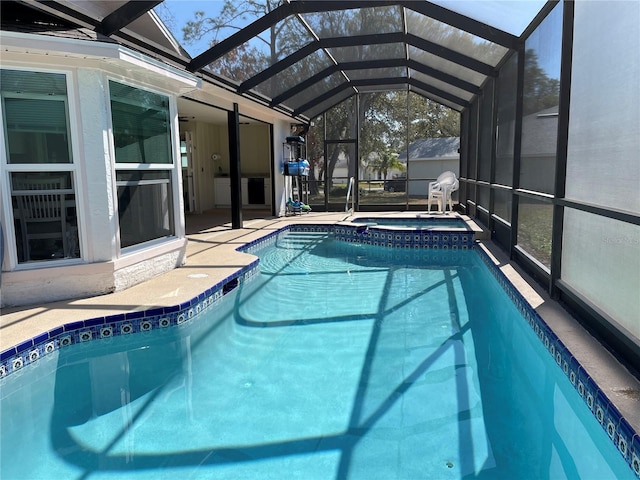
[398,137,460,161]
[520,105,559,157]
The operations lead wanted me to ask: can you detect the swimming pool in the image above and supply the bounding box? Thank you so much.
[0,226,638,479]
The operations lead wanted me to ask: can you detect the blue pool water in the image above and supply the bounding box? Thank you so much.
[0,231,635,479]
[351,216,468,229]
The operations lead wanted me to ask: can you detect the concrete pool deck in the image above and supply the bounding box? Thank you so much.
[1,209,639,439]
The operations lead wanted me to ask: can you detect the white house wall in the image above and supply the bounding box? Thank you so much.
[188,121,224,212]
[410,158,459,181]
[239,124,271,176]
[273,120,292,216]
[76,68,117,263]
[0,30,303,307]
[408,158,459,196]
[0,34,197,307]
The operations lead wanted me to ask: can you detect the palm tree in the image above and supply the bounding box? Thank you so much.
[368,148,406,181]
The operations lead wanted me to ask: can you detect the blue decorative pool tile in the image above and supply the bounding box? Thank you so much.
[618,418,635,458]
[126,310,145,320]
[29,345,42,359]
[631,436,640,476]
[120,323,134,335]
[595,390,611,423]
[44,341,56,355]
[16,340,33,354]
[11,357,24,371]
[79,330,93,342]
[85,317,105,327]
[65,320,84,332]
[140,319,154,332]
[48,326,64,338]
[33,333,49,345]
[145,307,164,317]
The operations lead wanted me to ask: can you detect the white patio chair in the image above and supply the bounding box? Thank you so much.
[427,171,459,213]
[14,176,68,261]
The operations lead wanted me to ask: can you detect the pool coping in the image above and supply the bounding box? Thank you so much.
[1,214,638,476]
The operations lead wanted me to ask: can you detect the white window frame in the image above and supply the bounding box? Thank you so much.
[106,78,182,255]
[0,66,84,270]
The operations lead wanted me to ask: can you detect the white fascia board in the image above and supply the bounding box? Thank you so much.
[0,31,200,94]
[110,49,200,94]
[187,81,301,125]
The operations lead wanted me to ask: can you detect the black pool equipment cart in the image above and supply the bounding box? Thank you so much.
[283,136,311,215]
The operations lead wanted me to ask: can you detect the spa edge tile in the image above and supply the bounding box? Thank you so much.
[15,340,34,354]
[85,317,105,327]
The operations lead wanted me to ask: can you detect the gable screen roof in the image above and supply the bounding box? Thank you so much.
[3,0,550,121]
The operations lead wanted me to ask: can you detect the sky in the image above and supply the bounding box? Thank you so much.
[156,1,245,57]
[156,1,549,58]
[435,0,547,36]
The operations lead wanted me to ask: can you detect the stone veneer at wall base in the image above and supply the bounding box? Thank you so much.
[0,224,638,478]
[113,249,186,291]
[1,245,187,308]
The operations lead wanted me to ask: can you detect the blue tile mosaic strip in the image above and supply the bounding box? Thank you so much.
[332,224,474,249]
[1,223,637,478]
[0,259,260,380]
[474,246,640,478]
[239,223,474,252]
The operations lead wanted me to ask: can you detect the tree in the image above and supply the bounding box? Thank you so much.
[179,0,306,83]
[323,97,358,193]
[368,148,406,181]
[522,50,561,115]
[356,90,459,180]
[164,2,463,195]
[408,94,460,141]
